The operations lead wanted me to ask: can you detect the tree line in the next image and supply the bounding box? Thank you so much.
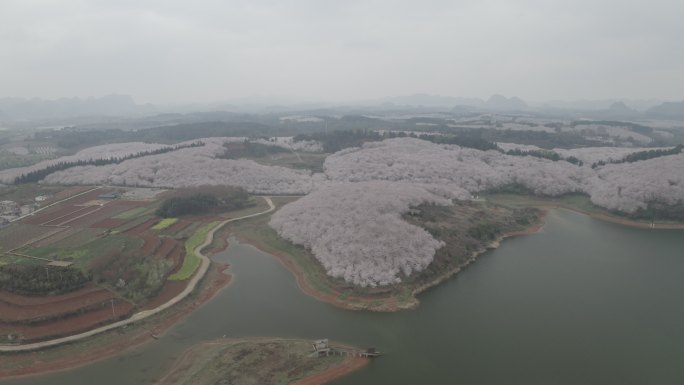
[156,186,251,218]
[294,130,382,153]
[221,141,289,159]
[591,145,683,168]
[14,141,204,184]
[503,148,583,166]
[0,264,90,295]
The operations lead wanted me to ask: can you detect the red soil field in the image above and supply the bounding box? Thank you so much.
[42,205,102,226]
[30,227,78,247]
[0,284,105,306]
[0,282,138,342]
[155,237,178,259]
[139,233,161,256]
[1,300,135,343]
[34,228,103,250]
[20,205,82,225]
[123,219,158,236]
[140,280,186,310]
[60,204,130,228]
[0,224,60,251]
[0,289,118,324]
[166,244,184,270]
[91,218,126,229]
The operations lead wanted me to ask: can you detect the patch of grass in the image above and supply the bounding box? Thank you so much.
[114,206,154,219]
[168,221,220,281]
[23,235,143,270]
[218,197,270,219]
[484,193,606,215]
[0,223,56,251]
[255,152,328,173]
[152,218,178,230]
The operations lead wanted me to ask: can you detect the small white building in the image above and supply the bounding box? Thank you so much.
[312,339,331,355]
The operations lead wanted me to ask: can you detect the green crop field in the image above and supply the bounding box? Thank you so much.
[24,235,143,270]
[168,221,220,281]
[152,218,177,230]
[114,206,155,220]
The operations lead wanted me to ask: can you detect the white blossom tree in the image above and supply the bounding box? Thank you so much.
[270,181,451,287]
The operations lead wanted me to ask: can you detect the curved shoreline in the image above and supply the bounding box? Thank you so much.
[2,200,679,380]
[408,209,548,303]
[486,194,684,230]
[0,197,274,353]
[550,205,684,230]
[233,210,548,313]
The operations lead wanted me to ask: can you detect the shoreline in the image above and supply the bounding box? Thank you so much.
[408,209,548,302]
[291,356,368,385]
[0,264,233,381]
[550,204,684,230]
[233,234,388,311]
[485,194,684,230]
[234,210,549,313]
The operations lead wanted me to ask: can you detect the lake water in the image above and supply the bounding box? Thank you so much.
[3,209,684,385]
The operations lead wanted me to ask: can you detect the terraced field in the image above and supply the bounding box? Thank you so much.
[0,186,232,344]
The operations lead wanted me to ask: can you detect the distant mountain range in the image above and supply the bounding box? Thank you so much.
[645,101,684,119]
[1,93,683,123]
[381,93,528,111]
[383,93,684,120]
[0,95,155,122]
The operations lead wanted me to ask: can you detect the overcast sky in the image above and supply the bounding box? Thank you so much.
[1,0,682,104]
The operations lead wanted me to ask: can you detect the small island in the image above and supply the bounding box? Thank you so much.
[156,338,370,385]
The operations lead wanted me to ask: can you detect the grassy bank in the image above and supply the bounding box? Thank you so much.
[484,193,684,229]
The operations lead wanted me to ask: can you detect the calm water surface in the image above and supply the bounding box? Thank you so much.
[3,209,684,385]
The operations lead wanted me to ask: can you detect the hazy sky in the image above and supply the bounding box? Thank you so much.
[1,0,682,104]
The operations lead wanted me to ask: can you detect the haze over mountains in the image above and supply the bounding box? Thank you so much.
[1,94,684,124]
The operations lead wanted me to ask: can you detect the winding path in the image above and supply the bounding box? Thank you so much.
[0,197,275,353]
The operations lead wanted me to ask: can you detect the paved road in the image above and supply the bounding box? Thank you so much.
[0,197,275,352]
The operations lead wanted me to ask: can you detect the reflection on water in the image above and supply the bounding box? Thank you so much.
[3,209,684,385]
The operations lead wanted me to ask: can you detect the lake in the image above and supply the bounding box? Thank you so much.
[3,209,684,385]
